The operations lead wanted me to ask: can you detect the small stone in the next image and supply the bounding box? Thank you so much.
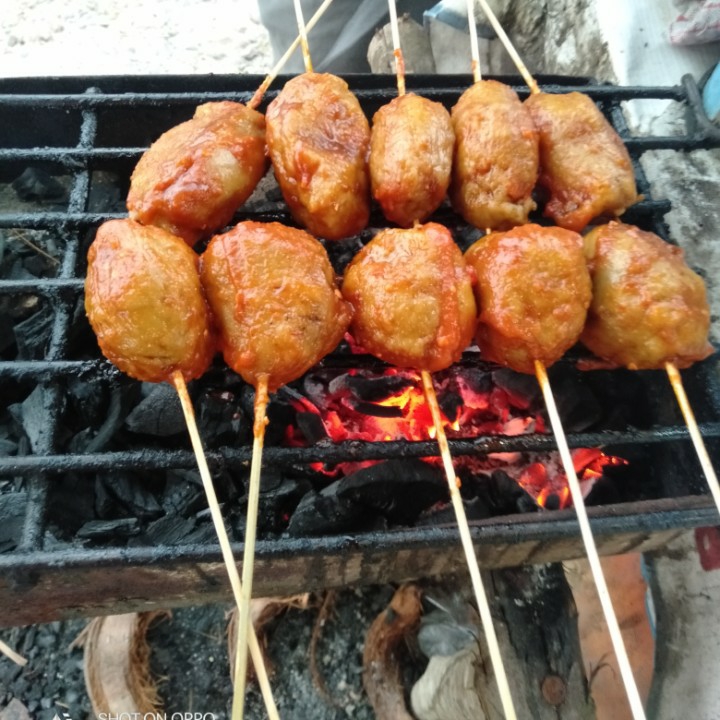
[541,675,567,706]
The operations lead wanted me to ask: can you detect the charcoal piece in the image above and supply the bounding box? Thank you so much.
[88,171,125,212]
[162,472,205,517]
[100,472,163,520]
[297,373,327,407]
[585,476,622,506]
[94,476,115,519]
[0,314,15,354]
[70,385,128,453]
[182,521,218,545]
[491,368,540,409]
[286,481,366,537]
[459,367,493,396]
[351,400,403,418]
[256,477,311,534]
[516,493,539,514]
[125,383,185,437]
[196,388,249,447]
[136,515,197,546]
[337,459,447,524]
[8,385,64,454]
[343,373,415,401]
[12,167,67,202]
[14,307,53,360]
[416,496,490,526]
[466,469,530,516]
[438,390,463,423]
[295,410,328,443]
[0,492,26,553]
[76,518,140,540]
[547,371,602,432]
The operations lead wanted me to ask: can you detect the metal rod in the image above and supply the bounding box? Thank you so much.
[666,361,720,514]
[421,370,518,720]
[534,360,646,719]
[172,372,279,720]
[233,375,270,720]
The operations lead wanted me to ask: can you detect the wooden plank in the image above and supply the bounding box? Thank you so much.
[0,526,684,627]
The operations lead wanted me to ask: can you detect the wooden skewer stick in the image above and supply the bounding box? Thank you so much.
[0,638,27,666]
[534,360,646,720]
[465,0,482,83]
[247,0,335,109]
[421,370,518,720]
[386,0,406,96]
[473,0,539,94]
[172,372,278,720]
[232,375,271,720]
[292,0,314,73]
[666,361,720,512]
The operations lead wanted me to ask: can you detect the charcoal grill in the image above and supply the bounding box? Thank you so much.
[0,73,719,628]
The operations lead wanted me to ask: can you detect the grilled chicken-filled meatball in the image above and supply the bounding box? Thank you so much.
[525,92,639,232]
[581,222,712,369]
[265,73,371,240]
[370,93,454,228]
[450,80,539,231]
[342,223,476,372]
[465,224,592,374]
[85,219,215,383]
[201,221,352,391]
[127,101,268,245]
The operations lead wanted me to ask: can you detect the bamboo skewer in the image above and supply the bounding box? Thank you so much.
[172,372,279,720]
[534,361,646,720]
[666,362,720,513]
[292,0,314,74]
[232,375,270,720]
[421,371,518,720]
[464,0,482,83]
[247,0,335,109]
[471,0,539,94]
[381,6,516,714]
[0,638,27,666]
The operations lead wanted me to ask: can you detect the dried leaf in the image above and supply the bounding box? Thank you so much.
[411,646,487,720]
[227,594,310,682]
[362,584,423,720]
[309,590,339,707]
[73,611,169,715]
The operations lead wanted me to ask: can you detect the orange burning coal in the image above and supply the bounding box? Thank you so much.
[285,367,628,510]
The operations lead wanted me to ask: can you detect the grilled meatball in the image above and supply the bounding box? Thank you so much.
[464,224,592,375]
[265,73,371,240]
[525,92,639,232]
[450,80,539,231]
[581,222,712,370]
[342,223,476,372]
[127,101,268,245]
[201,221,352,391]
[85,219,215,383]
[370,93,454,227]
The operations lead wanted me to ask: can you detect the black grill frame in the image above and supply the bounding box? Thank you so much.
[1,72,719,626]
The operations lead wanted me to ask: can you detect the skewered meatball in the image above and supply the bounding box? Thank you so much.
[580,222,712,370]
[465,224,592,375]
[265,73,371,241]
[450,80,539,231]
[525,92,639,232]
[127,101,268,245]
[370,93,454,228]
[342,223,476,372]
[85,219,215,383]
[201,221,352,391]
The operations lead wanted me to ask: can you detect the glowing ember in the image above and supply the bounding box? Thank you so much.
[284,366,629,509]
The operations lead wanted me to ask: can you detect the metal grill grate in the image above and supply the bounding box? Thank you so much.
[0,73,719,625]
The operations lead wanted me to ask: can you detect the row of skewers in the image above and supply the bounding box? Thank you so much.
[80,0,717,718]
